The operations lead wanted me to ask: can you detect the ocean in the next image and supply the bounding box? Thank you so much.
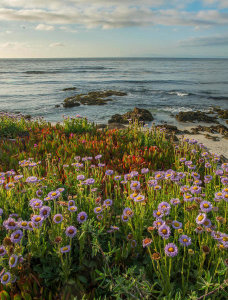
[0,58,228,124]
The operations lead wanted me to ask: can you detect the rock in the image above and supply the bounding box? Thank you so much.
[190,128,200,134]
[108,107,153,124]
[24,114,31,120]
[156,124,180,134]
[96,124,107,129]
[175,111,218,123]
[204,134,220,141]
[217,109,228,119]
[62,87,77,91]
[63,90,127,108]
[55,104,60,108]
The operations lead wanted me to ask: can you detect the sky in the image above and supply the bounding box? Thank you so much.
[0,0,228,58]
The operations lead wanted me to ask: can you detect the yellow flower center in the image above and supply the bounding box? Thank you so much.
[14,234,20,239]
[168,247,174,252]
[0,249,4,254]
[10,257,15,264]
[217,193,222,196]
[203,203,209,208]
[174,222,179,227]
[68,229,74,234]
[52,192,57,196]
[80,215,85,220]
[133,183,138,187]
[62,247,68,251]
[2,274,9,281]
[35,217,41,222]
[156,211,161,216]
[21,222,27,226]
[162,229,167,234]
[198,215,204,221]
[183,239,188,242]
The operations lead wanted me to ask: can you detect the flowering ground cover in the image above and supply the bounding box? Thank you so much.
[0,113,227,299]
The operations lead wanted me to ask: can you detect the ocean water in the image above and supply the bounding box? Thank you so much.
[0,58,228,124]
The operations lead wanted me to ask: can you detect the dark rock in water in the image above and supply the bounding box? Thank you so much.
[55,104,60,108]
[156,124,179,134]
[217,109,228,119]
[192,124,228,137]
[108,107,153,124]
[204,134,220,141]
[226,120,228,125]
[62,87,77,91]
[175,111,217,123]
[63,90,127,108]
[24,114,31,120]
[96,124,107,129]
[191,127,200,134]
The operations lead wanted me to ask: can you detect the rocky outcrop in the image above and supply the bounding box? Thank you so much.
[190,124,228,138]
[62,87,77,91]
[63,90,127,108]
[175,111,217,123]
[108,107,153,124]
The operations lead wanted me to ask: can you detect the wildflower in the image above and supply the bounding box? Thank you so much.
[84,178,95,185]
[36,189,43,197]
[196,213,207,225]
[151,252,161,260]
[5,182,15,190]
[77,212,88,223]
[19,221,29,230]
[114,175,121,181]
[184,193,193,202]
[26,176,38,183]
[147,179,158,187]
[110,226,119,231]
[105,170,114,176]
[204,175,212,183]
[68,200,75,207]
[94,207,103,214]
[65,226,77,238]
[164,243,178,257]
[40,206,51,218]
[142,238,152,248]
[9,255,18,268]
[3,218,18,230]
[141,168,149,174]
[44,196,52,201]
[1,272,11,285]
[179,235,191,246]
[130,181,141,191]
[0,246,6,256]
[10,230,23,243]
[123,207,134,217]
[158,224,171,240]
[200,201,212,213]
[95,154,102,160]
[60,245,71,253]
[97,214,103,221]
[172,220,182,229]
[131,240,137,248]
[158,202,171,214]
[134,194,145,202]
[170,198,180,206]
[154,185,161,190]
[203,218,212,228]
[30,199,43,209]
[195,226,204,234]
[153,210,163,218]
[57,188,65,193]
[215,192,223,200]
[48,190,61,199]
[153,219,165,228]
[190,186,201,194]
[53,214,63,224]
[127,233,133,240]
[202,245,210,254]
[104,199,113,206]
[77,175,85,181]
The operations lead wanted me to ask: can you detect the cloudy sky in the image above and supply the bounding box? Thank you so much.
[0,0,228,58]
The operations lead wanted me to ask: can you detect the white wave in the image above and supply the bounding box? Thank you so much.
[168,91,189,97]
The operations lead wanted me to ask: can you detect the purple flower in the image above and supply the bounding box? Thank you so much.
[57,187,65,193]
[200,201,212,213]
[44,196,52,201]
[123,207,134,218]
[31,215,44,225]
[158,224,171,239]
[30,199,43,209]
[77,212,88,223]
[147,179,158,187]
[97,214,103,221]
[134,194,145,202]
[194,179,202,186]
[130,171,139,178]
[153,219,165,228]
[104,199,113,206]
[153,210,164,218]
[172,220,182,229]
[179,235,191,246]
[205,163,211,168]
[121,215,129,222]
[95,154,102,160]
[53,214,63,224]
[36,189,43,197]
[19,220,29,230]
[154,185,161,190]
[40,206,51,218]
[190,186,202,194]
[60,245,71,253]
[11,230,23,243]
[141,168,149,174]
[48,190,61,199]
[114,175,121,181]
[204,175,213,183]
[185,160,192,166]
[164,243,178,257]
[221,177,228,185]
[9,254,18,268]
[158,202,171,214]
[0,246,6,256]
[68,200,75,207]
[196,213,207,225]
[77,175,85,181]
[131,240,137,248]
[1,272,11,285]
[65,226,77,238]
[94,207,103,214]
[203,218,212,228]
[130,181,141,191]
[180,157,186,163]
[3,218,18,230]
[68,206,77,212]
[215,191,223,199]
[84,178,95,185]
[184,193,194,202]
[105,170,114,176]
[98,163,105,167]
[26,176,38,183]
[170,198,180,206]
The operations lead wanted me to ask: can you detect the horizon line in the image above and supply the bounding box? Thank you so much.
[1,56,228,59]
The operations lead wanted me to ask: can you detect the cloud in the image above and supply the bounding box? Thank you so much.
[202,0,228,8]
[0,41,30,48]
[49,42,64,47]
[180,34,228,47]
[35,23,54,31]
